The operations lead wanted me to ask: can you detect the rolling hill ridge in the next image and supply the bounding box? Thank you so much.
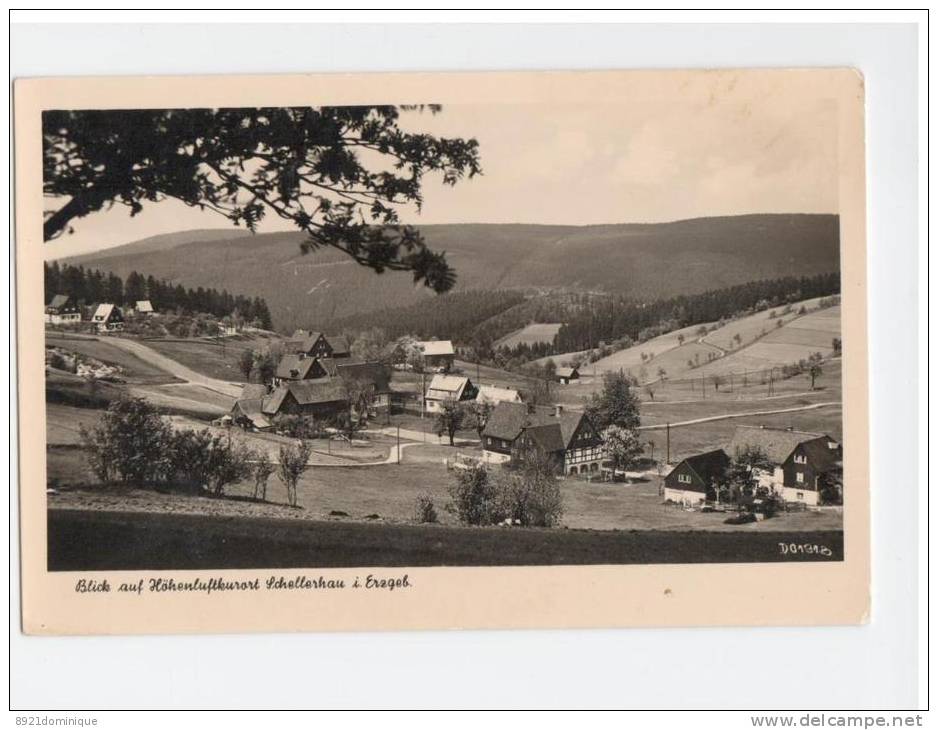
[57,214,840,332]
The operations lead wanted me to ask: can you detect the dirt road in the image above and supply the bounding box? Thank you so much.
[638,401,840,431]
[99,336,244,398]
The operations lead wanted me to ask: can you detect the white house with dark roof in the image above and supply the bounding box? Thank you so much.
[556,366,580,385]
[727,425,842,505]
[45,294,81,324]
[91,303,124,333]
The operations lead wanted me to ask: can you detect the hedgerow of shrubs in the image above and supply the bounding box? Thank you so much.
[80,395,254,496]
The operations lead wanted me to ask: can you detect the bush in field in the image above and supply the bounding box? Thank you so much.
[79,395,173,484]
[414,493,438,524]
[278,440,313,508]
[447,463,505,526]
[448,455,564,528]
[498,445,564,527]
[168,429,253,495]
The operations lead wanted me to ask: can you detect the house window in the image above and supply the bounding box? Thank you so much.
[795,472,805,483]
[678,474,691,484]
[485,437,492,446]
[794,454,807,464]
[796,491,804,500]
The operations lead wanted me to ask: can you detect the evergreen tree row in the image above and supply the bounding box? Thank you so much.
[44,261,273,330]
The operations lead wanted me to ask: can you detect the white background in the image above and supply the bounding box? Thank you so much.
[7,13,926,711]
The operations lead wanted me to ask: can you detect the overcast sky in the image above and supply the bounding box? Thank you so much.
[45,94,838,258]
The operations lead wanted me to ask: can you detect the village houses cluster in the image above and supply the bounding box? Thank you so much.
[44,294,154,332]
[45,291,842,509]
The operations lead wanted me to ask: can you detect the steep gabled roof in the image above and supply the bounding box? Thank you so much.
[556,366,579,378]
[521,423,566,453]
[483,402,590,450]
[275,354,317,380]
[261,386,289,415]
[92,303,116,322]
[419,340,455,357]
[48,294,71,310]
[261,379,348,415]
[325,335,351,357]
[426,374,470,399]
[290,329,324,353]
[286,379,348,406]
[232,398,272,429]
[727,425,828,465]
[135,300,154,313]
[799,437,842,472]
[679,449,730,484]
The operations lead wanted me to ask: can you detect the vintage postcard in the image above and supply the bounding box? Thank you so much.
[14,69,869,635]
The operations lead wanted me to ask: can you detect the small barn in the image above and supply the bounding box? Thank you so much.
[556,366,580,385]
[230,384,273,431]
[91,303,124,333]
[273,354,319,385]
[663,449,731,505]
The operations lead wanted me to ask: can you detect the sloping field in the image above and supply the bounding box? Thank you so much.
[700,297,826,351]
[494,322,564,349]
[143,334,277,382]
[585,301,840,383]
[586,320,718,374]
[635,341,722,381]
[691,306,841,378]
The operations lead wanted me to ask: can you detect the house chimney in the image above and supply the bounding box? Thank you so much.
[554,404,564,417]
[298,352,306,360]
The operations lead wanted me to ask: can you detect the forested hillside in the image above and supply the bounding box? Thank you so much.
[57,214,840,332]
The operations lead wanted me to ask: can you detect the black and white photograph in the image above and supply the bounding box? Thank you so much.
[11,13,926,719]
[39,78,850,572]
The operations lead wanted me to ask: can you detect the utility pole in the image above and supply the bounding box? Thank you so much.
[666,423,671,465]
[397,425,401,465]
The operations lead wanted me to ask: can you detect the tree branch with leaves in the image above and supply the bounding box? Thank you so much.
[43,106,481,293]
